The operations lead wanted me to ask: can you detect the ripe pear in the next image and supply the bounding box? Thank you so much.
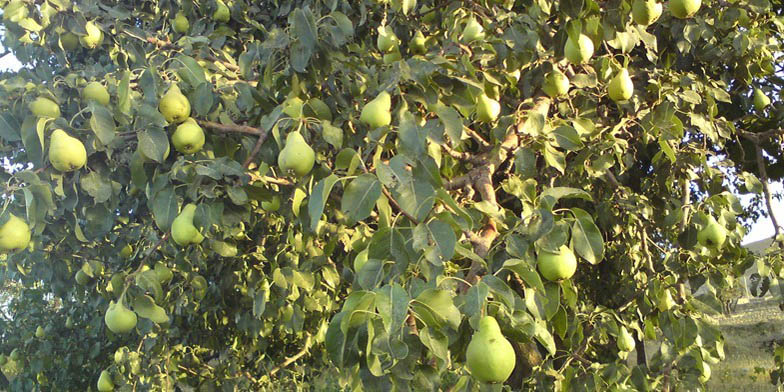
[466,316,516,383]
[753,88,770,111]
[278,131,316,177]
[617,326,635,352]
[354,249,369,272]
[0,214,31,252]
[171,204,205,246]
[669,0,701,18]
[29,97,60,119]
[80,21,104,49]
[104,300,137,334]
[173,12,189,33]
[461,17,485,43]
[542,70,570,98]
[697,215,727,250]
[475,93,501,123]
[360,91,392,129]
[564,34,594,64]
[97,369,114,392]
[82,81,110,106]
[410,30,427,54]
[158,84,191,124]
[632,0,663,25]
[377,25,400,53]
[537,245,578,281]
[3,0,28,23]
[35,326,45,339]
[60,32,79,51]
[172,118,205,154]
[608,68,634,102]
[213,0,230,23]
[49,129,87,172]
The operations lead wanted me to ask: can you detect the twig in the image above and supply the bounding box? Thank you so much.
[381,187,419,225]
[242,132,267,169]
[268,334,313,376]
[198,120,263,136]
[441,144,483,164]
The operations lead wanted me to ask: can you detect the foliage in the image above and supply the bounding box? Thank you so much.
[0,0,781,391]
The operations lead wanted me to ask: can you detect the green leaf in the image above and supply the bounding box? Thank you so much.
[132,294,169,324]
[412,219,456,265]
[502,258,545,293]
[375,284,409,333]
[290,8,318,50]
[482,275,517,309]
[118,71,132,116]
[191,82,214,117]
[21,116,44,168]
[549,125,584,151]
[89,102,116,146]
[138,128,169,163]
[534,319,556,355]
[341,174,382,225]
[540,187,592,204]
[211,240,238,257]
[79,172,113,204]
[570,208,604,264]
[0,112,21,142]
[175,55,207,88]
[135,270,164,303]
[435,104,463,146]
[308,174,339,231]
[152,186,177,232]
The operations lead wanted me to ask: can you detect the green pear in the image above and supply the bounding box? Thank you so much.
[410,30,427,54]
[753,88,770,111]
[172,118,205,154]
[29,97,60,119]
[49,129,87,172]
[360,91,392,129]
[383,50,402,64]
[278,131,316,177]
[632,0,663,25]
[608,68,634,102]
[213,0,230,22]
[466,316,516,383]
[697,215,727,249]
[353,249,369,272]
[3,0,27,23]
[104,300,137,334]
[461,17,485,42]
[617,326,635,352]
[82,81,110,106]
[537,245,578,281]
[80,21,104,49]
[669,0,701,18]
[564,34,594,64]
[75,270,90,285]
[97,369,114,392]
[173,12,190,33]
[475,93,501,123]
[171,204,205,246]
[158,84,191,124]
[65,316,74,329]
[376,25,400,53]
[542,70,570,98]
[60,32,79,51]
[0,214,31,253]
[261,195,281,212]
[34,326,45,339]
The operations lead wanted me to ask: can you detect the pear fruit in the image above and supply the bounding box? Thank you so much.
[617,326,635,352]
[60,32,79,51]
[360,91,392,129]
[669,0,701,19]
[49,129,87,172]
[35,326,45,339]
[213,0,230,23]
[3,0,28,23]
[171,204,205,246]
[410,30,427,54]
[261,195,281,212]
[0,214,31,252]
[697,215,727,250]
[542,70,570,98]
[82,82,110,106]
[29,97,60,119]
[173,12,189,33]
[278,131,316,177]
[172,118,205,154]
[75,270,90,285]
[354,249,369,272]
[80,21,104,49]
[632,0,663,25]
[564,34,594,64]
[753,88,770,111]
[97,369,114,391]
[537,245,578,281]
[65,316,74,329]
[377,25,400,53]
[475,93,501,123]
[104,300,137,334]
[159,84,191,124]
[461,17,485,42]
[466,316,516,383]
[608,68,634,102]
[383,50,402,64]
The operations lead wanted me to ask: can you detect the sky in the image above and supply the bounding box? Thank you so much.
[0,54,779,245]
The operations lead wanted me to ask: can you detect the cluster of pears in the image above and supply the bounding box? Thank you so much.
[159,84,205,154]
[0,214,31,253]
[466,316,516,383]
[278,131,316,177]
[172,204,205,246]
[697,215,727,250]
[537,245,578,282]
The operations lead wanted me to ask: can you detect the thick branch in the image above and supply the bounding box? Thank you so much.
[198,120,263,136]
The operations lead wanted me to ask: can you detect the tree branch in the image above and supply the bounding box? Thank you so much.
[755,144,780,237]
[198,120,264,136]
[268,335,313,377]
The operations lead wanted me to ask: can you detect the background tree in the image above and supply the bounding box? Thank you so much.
[0,0,781,391]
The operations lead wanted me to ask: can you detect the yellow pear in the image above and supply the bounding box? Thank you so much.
[172,204,205,246]
[753,88,770,111]
[213,0,230,23]
[697,215,727,250]
[542,70,570,98]
[670,0,701,18]
[410,30,427,54]
[466,316,516,383]
[97,369,114,391]
[80,21,104,49]
[632,0,663,25]
[617,326,635,352]
[104,300,137,334]
[376,25,400,53]
[49,129,87,172]
[173,12,189,33]
[475,93,500,123]
[564,34,594,64]
[0,214,31,252]
[158,84,191,124]
[608,68,634,102]
[29,97,60,119]
[172,118,205,154]
[537,245,578,281]
[82,81,110,106]
[60,32,79,51]
[461,17,485,43]
[278,131,316,177]
[360,91,392,129]
[35,326,45,339]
